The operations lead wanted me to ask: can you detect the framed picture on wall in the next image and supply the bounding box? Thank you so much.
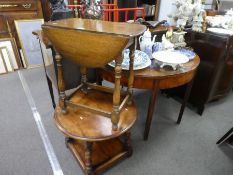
[0,46,14,74]
[15,19,44,68]
[0,49,7,74]
[0,38,21,70]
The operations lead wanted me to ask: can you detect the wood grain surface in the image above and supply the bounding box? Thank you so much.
[54,89,137,141]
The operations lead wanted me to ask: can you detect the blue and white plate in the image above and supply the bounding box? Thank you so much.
[174,49,196,60]
[108,49,151,70]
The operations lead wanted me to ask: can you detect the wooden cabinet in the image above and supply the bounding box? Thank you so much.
[171,31,233,115]
[0,0,43,47]
[113,0,160,20]
[137,0,161,20]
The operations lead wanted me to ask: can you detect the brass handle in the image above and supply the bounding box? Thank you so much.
[22,3,31,9]
[0,4,18,8]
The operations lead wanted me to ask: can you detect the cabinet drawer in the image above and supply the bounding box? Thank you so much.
[0,1,37,12]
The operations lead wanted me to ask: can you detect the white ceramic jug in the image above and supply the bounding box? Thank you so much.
[139,29,156,53]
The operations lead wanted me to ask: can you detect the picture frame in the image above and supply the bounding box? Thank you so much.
[0,38,21,70]
[0,49,7,74]
[0,46,14,72]
[14,19,44,68]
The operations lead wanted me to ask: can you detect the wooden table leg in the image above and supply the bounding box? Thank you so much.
[39,39,56,109]
[176,79,194,124]
[216,127,233,145]
[46,75,56,109]
[85,142,93,175]
[144,81,159,140]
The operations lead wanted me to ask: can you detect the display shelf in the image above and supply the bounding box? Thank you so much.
[66,137,131,174]
[54,89,137,141]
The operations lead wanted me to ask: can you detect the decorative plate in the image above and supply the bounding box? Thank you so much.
[108,50,151,70]
[174,49,196,60]
[152,50,189,64]
[207,28,233,36]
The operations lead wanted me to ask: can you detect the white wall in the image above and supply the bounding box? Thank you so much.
[157,0,218,21]
[158,0,176,21]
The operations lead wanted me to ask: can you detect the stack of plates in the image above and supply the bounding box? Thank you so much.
[207,28,233,36]
[108,50,151,70]
[152,50,190,70]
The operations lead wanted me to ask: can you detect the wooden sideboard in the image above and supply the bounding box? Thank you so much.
[0,0,43,47]
[170,31,233,115]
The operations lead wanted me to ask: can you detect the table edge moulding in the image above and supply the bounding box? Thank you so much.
[42,18,146,175]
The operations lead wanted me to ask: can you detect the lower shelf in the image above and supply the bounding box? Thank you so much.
[67,137,131,175]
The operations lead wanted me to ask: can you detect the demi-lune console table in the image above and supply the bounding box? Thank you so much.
[98,55,200,140]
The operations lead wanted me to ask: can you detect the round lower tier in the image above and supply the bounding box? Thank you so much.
[54,91,137,142]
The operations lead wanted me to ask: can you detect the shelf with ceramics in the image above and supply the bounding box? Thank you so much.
[206,8,233,35]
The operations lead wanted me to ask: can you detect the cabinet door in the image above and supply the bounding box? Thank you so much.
[0,15,9,38]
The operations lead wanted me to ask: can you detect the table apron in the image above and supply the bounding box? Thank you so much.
[98,69,196,90]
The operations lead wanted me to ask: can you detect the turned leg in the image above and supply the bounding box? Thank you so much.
[127,38,137,104]
[84,142,93,175]
[81,67,88,94]
[125,131,133,157]
[55,49,67,113]
[112,55,123,131]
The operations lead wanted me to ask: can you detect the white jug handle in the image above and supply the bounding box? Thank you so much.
[152,35,156,43]
[139,35,143,43]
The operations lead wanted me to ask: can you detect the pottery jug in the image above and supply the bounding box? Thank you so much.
[139,29,156,54]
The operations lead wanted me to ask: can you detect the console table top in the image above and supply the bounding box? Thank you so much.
[43,18,146,37]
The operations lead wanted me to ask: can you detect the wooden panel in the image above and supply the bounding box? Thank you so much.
[0,15,8,35]
[0,1,37,12]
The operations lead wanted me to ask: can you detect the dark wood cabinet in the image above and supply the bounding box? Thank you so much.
[112,0,160,20]
[171,31,233,115]
[0,0,43,47]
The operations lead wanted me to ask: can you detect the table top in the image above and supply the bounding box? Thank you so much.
[43,18,146,37]
[104,55,200,79]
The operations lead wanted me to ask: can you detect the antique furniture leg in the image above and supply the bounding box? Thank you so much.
[144,81,159,140]
[125,131,133,157]
[55,49,67,113]
[127,38,136,103]
[216,127,233,145]
[46,75,56,109]
[80,66,88,93]
[177,79,194,124]
[85,142,93,175]
[112,55,123,130]
[197,105,205,116]
[39,39,56,109]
